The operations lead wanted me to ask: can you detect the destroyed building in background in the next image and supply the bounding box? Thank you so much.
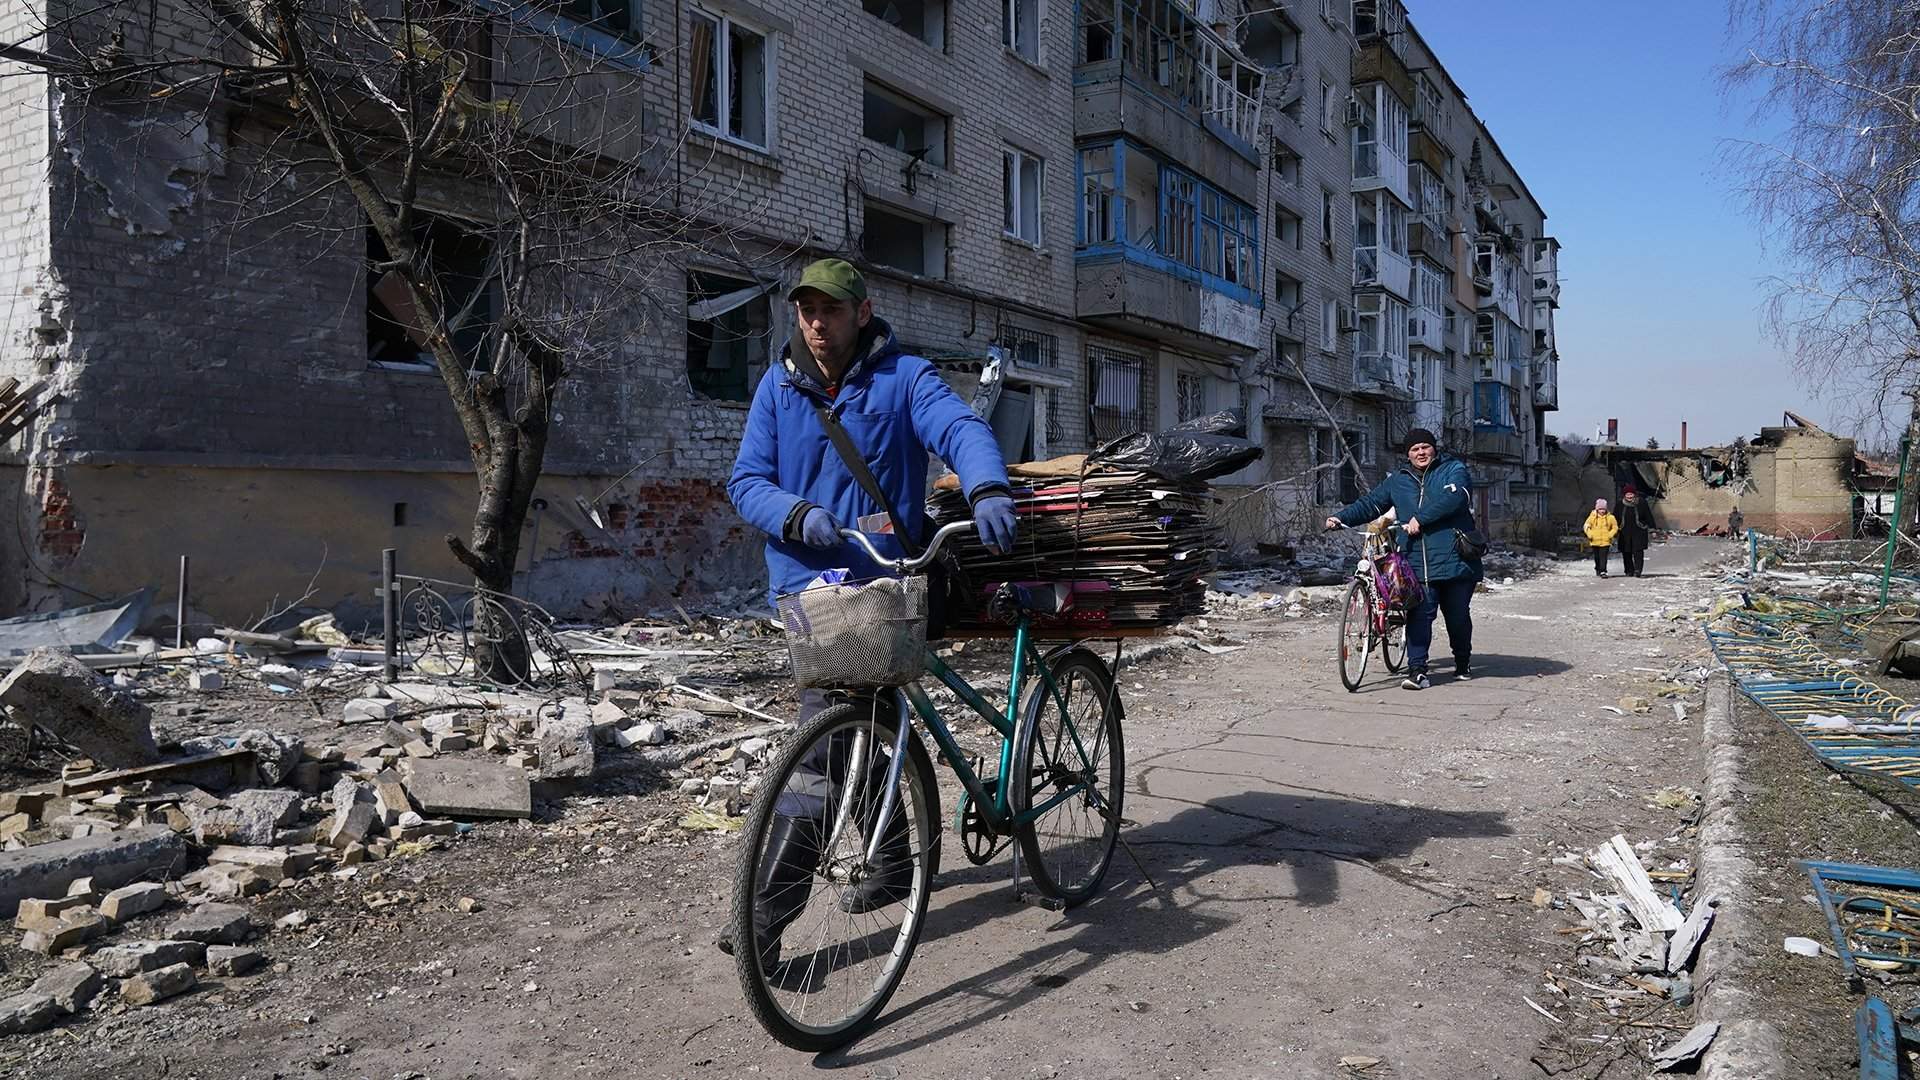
[0,0,1566,628]
[1550,413,1871,540]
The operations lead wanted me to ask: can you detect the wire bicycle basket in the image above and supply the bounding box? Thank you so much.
[776,575,929,688]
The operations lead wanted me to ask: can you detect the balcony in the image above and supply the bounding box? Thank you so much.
[1471,427,1526,461]
[1409,219,1450,266]
[1076,259,1261,355]
[1354,355,1414,401]
[1354,245,1412,299]
[1410,307,1443,352]
[1076,0,1264,199]
[1532,358,1559,411]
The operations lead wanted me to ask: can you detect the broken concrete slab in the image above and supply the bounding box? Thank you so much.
[327,776,375,848]
[180,729,302,787]
[0,825,185,919]
[368,770,412,826]
[0,812,29,841]
[188,669,224,691]
[206,944,264,977]
[14,893,94,930]
[614,721,667,749]
[537,714,597,780]
[165,902,252,944]
[89,938,206,977]
[0,647,159,768]
[399,758,532,820]
[180,863,270,898]
[99,880,168,922]
[21,909,109,954]
[56,750,256,797]
[30,963,102,1014]
[184,788,302,846]
[121,962,196,1006]
[0,991,57,1035]
[344,698,399,723]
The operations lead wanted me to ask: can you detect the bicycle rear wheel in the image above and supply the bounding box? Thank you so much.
[1011,648,1124,906]
[730,697,939,1052]
[1337,578,1375,692]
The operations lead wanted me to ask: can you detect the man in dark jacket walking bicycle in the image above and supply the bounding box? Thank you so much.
[1325,428,1482,690]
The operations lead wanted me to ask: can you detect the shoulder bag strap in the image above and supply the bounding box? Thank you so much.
[810,400,925,558]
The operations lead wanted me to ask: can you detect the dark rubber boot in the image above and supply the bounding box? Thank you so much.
[752,813,823,968]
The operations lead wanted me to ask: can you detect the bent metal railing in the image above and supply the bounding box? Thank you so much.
[390,572,590,691]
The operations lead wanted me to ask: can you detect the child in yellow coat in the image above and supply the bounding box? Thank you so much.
[1584,498,1619,578]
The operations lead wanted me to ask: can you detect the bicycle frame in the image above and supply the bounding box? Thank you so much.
[893,615,1093,834]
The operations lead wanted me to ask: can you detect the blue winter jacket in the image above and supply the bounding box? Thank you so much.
[1332,453,1483,583]
[728,317,1011,604]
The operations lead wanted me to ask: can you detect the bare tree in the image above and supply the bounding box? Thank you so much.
[8,0,739,679]
[1726,1,1920,535]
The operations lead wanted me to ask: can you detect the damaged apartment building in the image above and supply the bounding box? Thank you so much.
[0,0,1564,625]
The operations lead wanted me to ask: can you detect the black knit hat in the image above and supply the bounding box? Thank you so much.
[1402,427,1438,450]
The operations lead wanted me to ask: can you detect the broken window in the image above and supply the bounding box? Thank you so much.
[1352,195,1378,284]
[1320,187,1336,258]
[863,201,948,278]
[863,80,949,167]
[1004,0,1038,61]
[690,8,770,147]
[1089,347,1144,441]
[1079,146,1120,245]
[1319,77,1335,134]
[1351,94,1378,178]
[1271,139,1301,187]
[1159,164,1257,287]
[1274,271,1301,311]
[1003,147,1045,244]
[366,216,498,370]
[685,271,772,403]
[864,0,945,49]
[1320,297,1337,351]
[1274,206,1302,249]
[561,0,639,39]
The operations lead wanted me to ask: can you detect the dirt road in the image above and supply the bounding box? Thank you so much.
[21,538,1728,1080]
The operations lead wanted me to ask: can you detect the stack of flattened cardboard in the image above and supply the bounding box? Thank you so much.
[927,463,1221,632]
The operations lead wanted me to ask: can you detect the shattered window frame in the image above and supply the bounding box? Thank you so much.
[685,269,774,404]
[558,0,641,41]
[690,6,773,149]
[365,215,500,374]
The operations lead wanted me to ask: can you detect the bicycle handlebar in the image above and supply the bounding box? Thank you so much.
[838,520,975,574]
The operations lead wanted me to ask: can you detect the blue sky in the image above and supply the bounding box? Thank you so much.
[1412,1,1849,449]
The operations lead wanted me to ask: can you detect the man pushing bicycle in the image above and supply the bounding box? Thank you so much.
[724,258,1017,967]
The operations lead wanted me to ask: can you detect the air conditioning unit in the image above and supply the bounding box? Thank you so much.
[1337,303,1358,333]
[1343,95,1364,127]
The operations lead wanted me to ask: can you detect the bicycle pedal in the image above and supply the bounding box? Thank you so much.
[1015,887,1066,913]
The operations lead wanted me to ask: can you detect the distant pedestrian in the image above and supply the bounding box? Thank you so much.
[1728,506,1745,538]
[1585,498,1619,578]
[1617,487,1654,577]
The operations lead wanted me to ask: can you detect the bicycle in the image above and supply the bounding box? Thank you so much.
[729,520,1128,1051]
[1332,522,1416,692]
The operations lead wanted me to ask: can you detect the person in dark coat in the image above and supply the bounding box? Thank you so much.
[1326,427,1482,690]
[1617,486,1655,577]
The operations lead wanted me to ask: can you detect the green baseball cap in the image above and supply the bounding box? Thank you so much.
[786,258,868,303]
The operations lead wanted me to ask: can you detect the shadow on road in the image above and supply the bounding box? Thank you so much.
[817,791,1508,1066]
[1450,653,1571,679]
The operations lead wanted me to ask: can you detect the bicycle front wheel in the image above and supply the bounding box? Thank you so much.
[1011,648,1125,906]
[730,697,939,1052]
[1338,578,1375,692]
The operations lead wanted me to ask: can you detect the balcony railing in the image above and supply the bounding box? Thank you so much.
[1354,246,1379,287]
[1078,0,1264,149]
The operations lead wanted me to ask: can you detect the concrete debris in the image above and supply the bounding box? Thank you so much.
[99,880,168,921]
[344,698,399,723]
[165,902,253,944]
[274,909,308,930]
[0,826,186,919]
[15,892,94,929]
[614,721,667,749]
[399,758,531,820]
[368,770,413,825]
[180,730,303,787]
[1652,1021,1718,1071]
[0,647,159,768]
[206,944,265,976]
[0,991,58,1035]
[184,787,303,846]
[180,863,271,898]
[188,669,224,691]
[537,712,597,780]
[1783,936,1823,957]
[121,961,197,1006]
[89,938,206,976]
[30,963,102,1014]
[21,908,110,954]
